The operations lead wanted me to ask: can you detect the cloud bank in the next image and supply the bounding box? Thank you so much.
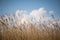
[15,7,54,24]
[0,7,55,26]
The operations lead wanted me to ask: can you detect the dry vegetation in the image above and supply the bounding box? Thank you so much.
[0,15,60,40]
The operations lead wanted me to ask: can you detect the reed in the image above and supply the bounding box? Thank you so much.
[0,15,60,40]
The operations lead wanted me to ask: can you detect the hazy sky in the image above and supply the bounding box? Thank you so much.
[0,0,60,18]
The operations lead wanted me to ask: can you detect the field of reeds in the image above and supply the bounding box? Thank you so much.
[0,14,60,40]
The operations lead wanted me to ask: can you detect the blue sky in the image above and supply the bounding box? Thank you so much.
[0,0,60,18]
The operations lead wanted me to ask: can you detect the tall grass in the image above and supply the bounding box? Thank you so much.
[0,15,60,40]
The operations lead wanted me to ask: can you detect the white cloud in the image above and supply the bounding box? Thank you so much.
[1,7,53,25]
[30,7,47,17]
[14,7,54,24]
